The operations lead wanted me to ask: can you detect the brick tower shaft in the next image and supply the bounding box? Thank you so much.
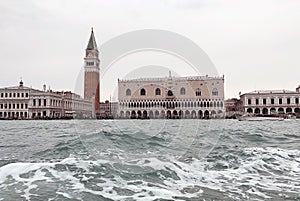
[84,28,100,115]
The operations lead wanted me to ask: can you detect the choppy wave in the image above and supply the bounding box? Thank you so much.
[0,119,299,200]
[0,146,299,200]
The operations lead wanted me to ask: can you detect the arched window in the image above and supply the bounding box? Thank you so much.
[155,88,161,95]
[212,88,218,96]
[126,89,131,96]
[167,90,173,96]
[140,88,146,96]
[195,88,201,96]
[180,87,186,95]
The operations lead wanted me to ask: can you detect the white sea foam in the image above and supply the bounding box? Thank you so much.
[0,146,299,200]
[56,192,72,199]
[0,162,54,199]
[246,187,272,199]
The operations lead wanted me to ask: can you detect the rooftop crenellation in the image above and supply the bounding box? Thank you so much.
[118,75,224,83]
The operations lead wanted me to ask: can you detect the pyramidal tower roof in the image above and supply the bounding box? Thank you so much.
[86,27,97,50]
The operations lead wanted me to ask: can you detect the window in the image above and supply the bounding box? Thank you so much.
[180,87,186,95]
[126,89,131,96]
[17,104,19,109]
[195,88,201,96]
[21,93,24,97]
[9,93,12,97]
[140,88,146,96]
[38,99,41,106]
[5,93,8,97]
[44,99,47,106]
[279,98,282,104]
[287,98,290,104]
[17,93,20,97]
[263,98,266,105]
[256,99,259,105]
[25,93,28,97]
[0,93,3,98]
[0,104,3,109]
[25,104,28,109]
[155,88,161,95]
[168,90,173,96]
[33,99,36,106]
[296,98,299,104]
[271,98,274,104]
[13,93,16,97]
[212,88,218,96]
[248,99,251,105]
[87,61,94,66]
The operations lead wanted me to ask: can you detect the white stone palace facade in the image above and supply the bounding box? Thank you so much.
[0,81,37,119]
[0,81,93,119]
[118,74,225,119]
[28,90,92,119]
[240,87,300,115]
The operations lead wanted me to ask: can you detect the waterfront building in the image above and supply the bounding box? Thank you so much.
[0,80,39,119]
[28,90,92,119]
[118,73,225,119]
[0,81,93,119]
[240,86,300,116]
[99,100,118,118]
[225,98,243,118]
[84,28,100,116]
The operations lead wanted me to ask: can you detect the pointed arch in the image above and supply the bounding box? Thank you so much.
[212,88,218,96]
[140,88,146,96]
[180,87,186,95]
[167,90,173,96]
[195,88,201,96]
[126,89,131,96]
[155,88,161,95]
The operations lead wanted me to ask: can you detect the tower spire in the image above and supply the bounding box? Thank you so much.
[87,27,97,50]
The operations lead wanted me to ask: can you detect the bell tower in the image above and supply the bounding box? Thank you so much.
[84,28,100,115]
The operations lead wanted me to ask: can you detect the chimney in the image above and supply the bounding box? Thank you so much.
[296,85,300,93]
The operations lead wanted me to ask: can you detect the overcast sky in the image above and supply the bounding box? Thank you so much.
[1,0,300,100]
